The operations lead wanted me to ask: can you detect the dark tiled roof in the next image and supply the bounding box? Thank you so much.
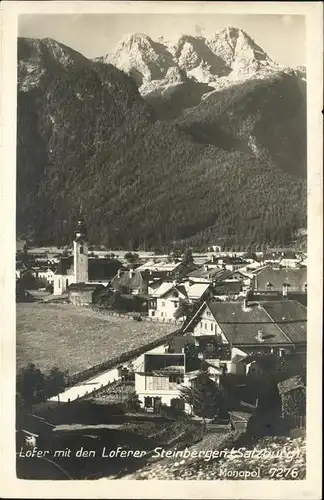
[168,335,196,353]
[206,302,293,345]
[261,301,307,343]
[56,256,73,275]
[254,266,307,292]
[111,270,147,290]
[277,375,305,394]
[213,281,242,295]
[88,259,122,280]
[188,268,237,281]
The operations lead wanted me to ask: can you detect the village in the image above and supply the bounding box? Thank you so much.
[16,216,307,479]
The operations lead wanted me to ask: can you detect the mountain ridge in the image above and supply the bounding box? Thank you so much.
[97,27,288,95]
[17,35,307,251]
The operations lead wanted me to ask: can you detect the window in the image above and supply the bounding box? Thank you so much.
[210,323,214,331]
[169,375,184,384]
[162,301,165,307]
[206,311,211,317]
[58,279,61,288]
[151,311,155,317]
[200,322,203,327]
[80,246,84,254]
[147,376,168,390]
[161,312,164,318]
[174,302,178,308]
[205,323,207,329]
[144,397,153,408]
[66,279,68,289]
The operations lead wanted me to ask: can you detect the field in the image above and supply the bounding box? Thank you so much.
[16,303,174,375]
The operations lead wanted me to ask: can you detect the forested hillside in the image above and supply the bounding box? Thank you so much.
[17,37,307,250]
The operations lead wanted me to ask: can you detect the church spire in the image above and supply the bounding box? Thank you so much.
[74,212,87,243]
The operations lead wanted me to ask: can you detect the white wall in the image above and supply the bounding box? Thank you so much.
[74,240,88,283]
[53,273,75,295]
[192,307,228,343]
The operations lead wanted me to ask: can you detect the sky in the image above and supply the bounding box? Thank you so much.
[18,13,306,67]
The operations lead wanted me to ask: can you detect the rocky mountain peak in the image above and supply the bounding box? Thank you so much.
[100,27,282,95]
[101,32,181,87]
[206,27,274,76]
[18,37,90,92]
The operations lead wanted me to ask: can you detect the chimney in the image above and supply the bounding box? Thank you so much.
[211,255,216,263]
[117,269,122,278]
[129,268,135,279]
[204,265,209,271]
[256,330,264,342]
[243,297,248,309]
[282,284,288,297]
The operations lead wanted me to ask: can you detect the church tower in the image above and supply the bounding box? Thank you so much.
[73,216,88,283]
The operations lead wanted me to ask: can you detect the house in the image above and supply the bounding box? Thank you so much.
[110,269,149,295]
[183,299,307,359]
[134,345,187,411]
[148,281,212,322]
[188,267,234,283]
[36,266,56,284]
[135,259,191,279]
[134,342,217,413]
[67,283,105,306]
[187,267,249,294]
[208,256,249,271]
[260,249,303,268]
[213,280,243,298]
[279,251,302,269]
[252,266,307,293]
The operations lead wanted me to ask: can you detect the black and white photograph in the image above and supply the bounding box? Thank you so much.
[0,1,322,499]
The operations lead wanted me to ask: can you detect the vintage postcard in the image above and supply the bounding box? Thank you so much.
[0,1,322,499]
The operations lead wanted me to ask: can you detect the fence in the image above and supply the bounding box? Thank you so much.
[86,304,183,326]
[66,327,183,388]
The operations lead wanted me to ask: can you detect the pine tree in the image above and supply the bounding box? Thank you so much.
[179,370,224,426]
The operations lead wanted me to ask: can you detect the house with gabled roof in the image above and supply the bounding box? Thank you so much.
[135,258,191,278]
[110,268,149,295]
[148,280,212,322]
[183,299,307,361]
[133,338,222,412]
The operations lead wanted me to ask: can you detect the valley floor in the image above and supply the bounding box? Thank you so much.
[16,302,174,375]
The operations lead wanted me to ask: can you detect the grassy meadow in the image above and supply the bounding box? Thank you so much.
[16,303,173,375]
